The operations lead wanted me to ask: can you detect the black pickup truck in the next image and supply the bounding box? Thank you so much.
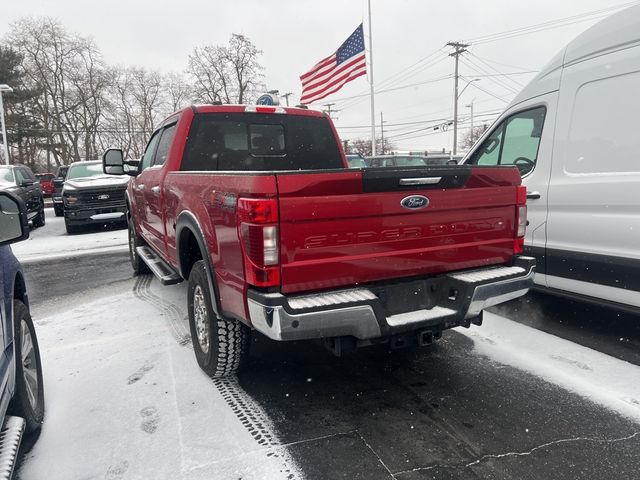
[0,164,45,228]
[62,160,129,234]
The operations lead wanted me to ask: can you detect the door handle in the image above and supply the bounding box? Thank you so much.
[399,177,442,186]
[526,191,541,200]
[137,184,145,191]
[151,186,160,195]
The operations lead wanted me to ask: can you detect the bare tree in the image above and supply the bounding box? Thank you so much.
[165,72,193,112]
[460,124,489,150]
[8,17,108,165]
[188,34,263,104]
[346,137,395,157]
[99,66,172,159]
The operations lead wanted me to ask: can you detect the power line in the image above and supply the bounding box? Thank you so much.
[461,76,510,102]
[335,53,449,111]
[468,53,528,89]
[466,1,639,45]
[322,74,452,104]
[461,57,520,94]
[335,107,503,130]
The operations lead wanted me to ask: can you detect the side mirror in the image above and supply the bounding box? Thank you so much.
[124,159,140,175]
[103,148,125,175]
[20,179,35,187]
[0,191,29,246]
[447,159,459,166]
[103,148,139,176]
[53,178,64,189]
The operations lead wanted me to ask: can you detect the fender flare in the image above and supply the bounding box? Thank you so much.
[175,211,221,317]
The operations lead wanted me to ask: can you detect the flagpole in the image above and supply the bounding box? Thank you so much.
[368,0,376,156]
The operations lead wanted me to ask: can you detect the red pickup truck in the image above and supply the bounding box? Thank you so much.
[103,104,534,378]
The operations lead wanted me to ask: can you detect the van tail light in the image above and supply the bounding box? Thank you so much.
[514,185,527,254]
[238,198,280,287]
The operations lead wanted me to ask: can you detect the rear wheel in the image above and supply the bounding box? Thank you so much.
[8,300,44,435]
[128,219,150,275]
[188,260,250,378]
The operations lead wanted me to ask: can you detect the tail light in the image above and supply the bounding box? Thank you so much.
[514,186,527,254]
[237,198,280,287]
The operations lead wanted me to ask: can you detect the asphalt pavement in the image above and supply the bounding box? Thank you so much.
[15,215,640,480]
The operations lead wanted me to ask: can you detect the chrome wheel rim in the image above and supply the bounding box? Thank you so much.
[193,285,210,354]
[21,319,39,410]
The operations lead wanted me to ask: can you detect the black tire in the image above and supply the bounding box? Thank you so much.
[8,300,44,435]
[187,260,250,378]
[54,205,63,217]
[65,220,81,234]
[128,219,150,275]
[32,205,45,228]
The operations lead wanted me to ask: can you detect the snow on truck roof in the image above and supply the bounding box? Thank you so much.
[510,4,640,107]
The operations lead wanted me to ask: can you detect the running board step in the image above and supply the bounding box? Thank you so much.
[136,246,183,285]
[0,416,25,480]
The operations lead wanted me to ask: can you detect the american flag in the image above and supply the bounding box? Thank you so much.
[299,24,367,105]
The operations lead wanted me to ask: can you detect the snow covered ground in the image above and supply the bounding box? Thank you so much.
[12,209,128,263]
[13,219,640,478]
[19,278,303,480]
[461,313,640,423]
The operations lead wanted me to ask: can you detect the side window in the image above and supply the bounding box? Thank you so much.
[468,107,546,176]
[14,168,26,185]
[22,167,36,181]
[153,124,177,167]
[140,132,161,171]
[566,71,640,174]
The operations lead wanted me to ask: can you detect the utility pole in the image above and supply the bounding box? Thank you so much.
[380,112,386,154]
[322,103,340,119]
[446,41,469,155]
[281,92,293,106]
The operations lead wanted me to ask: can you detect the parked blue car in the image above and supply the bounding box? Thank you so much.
[0,190,44,476]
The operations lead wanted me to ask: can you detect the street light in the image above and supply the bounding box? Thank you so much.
[466,98,476,132]
[0,84,13,165]
[453,78,479,155]
[457,78,480,99]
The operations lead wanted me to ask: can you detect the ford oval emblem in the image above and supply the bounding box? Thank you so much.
[98,194,110,200]
[401,195,429,210]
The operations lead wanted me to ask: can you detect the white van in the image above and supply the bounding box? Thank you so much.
[463,6,640,314]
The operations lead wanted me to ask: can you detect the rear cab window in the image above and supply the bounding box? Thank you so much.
[181,113,343,171]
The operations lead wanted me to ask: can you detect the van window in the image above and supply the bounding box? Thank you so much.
[468,107,546,176]
[566,72,640,174]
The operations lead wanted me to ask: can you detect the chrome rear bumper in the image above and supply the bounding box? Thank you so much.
[247,256,535,342]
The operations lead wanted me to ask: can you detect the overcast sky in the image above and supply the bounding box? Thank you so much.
[1,0,635,151]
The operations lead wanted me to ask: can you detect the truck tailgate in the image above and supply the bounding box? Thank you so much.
[276,166,522,294]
